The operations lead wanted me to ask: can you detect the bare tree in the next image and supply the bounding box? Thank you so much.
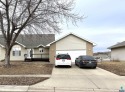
[0,0,82,67]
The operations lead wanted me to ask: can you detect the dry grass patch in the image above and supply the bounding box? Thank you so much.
[98,61,125,76]
[0,61,53,85]
[0,61,53,75]
[0,77,48,85]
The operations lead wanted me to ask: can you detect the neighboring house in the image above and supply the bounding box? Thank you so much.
[0,33,95,64]
[93,52,111,61]
[108,41,125,61]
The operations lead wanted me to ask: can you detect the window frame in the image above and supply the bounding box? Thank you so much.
[12,45,21,56]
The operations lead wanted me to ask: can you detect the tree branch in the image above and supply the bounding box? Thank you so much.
[0,11,7,40]
[27,0,32,15]
[10,0,42,47]
[8,0,13,6]
[16,0,32,22]
[12,0,18,22]
[0,0,6,6]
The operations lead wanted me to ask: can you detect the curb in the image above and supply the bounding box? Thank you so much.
[0,75,51,77]
[0,86,119,92]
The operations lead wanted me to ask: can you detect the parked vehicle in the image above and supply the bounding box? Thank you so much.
[55,54,72,67]
[75,55,97,68]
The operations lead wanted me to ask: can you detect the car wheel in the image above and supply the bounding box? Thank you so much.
[69,66,72,68]
[92,66,96,69]
[78,64,82,68]
[75,61,77,66]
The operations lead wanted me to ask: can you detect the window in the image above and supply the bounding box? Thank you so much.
[12,45,21,56]
[39,48,43,53]
[56,54,71,59]
[82,56,95,60]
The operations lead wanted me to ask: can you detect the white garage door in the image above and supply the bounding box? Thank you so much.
[56,50,86,62]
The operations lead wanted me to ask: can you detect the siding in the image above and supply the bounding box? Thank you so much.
[49,43,56,64]
[34,48,49,54]
[33,48,49,58]
[111,47,125,61]
[0,47,5,61]
[56,35,86,50]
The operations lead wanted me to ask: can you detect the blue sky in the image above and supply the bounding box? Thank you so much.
[56,0,125,52]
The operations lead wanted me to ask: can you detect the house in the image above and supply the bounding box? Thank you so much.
[93,52,111,61]
[0,33,95,64]
[0,34,55,61]
[108,41,125,61]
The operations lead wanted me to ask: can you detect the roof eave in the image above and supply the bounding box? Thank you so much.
[108,45,125,49]
[0,44,5,48]
[15,41,26,48]
[37,44,46,48]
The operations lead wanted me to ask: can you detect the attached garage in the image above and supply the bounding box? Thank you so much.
[48,33,95,64]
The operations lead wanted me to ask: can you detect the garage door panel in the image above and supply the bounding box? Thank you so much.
[56,50,86,62]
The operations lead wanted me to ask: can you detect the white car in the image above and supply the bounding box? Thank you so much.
[55,54,72,67]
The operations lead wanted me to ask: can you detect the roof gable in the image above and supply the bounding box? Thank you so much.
[47,33,96,46]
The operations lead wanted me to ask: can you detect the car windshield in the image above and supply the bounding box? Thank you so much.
[57,54,71,59]
[82,56,95,61]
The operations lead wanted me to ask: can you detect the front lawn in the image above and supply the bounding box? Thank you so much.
[98,61,125,76]
[0,61,53,75]
[0,61,53,85]
[0,77,48,85]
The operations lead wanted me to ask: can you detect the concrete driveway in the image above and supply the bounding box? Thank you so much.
[31,65,125,91]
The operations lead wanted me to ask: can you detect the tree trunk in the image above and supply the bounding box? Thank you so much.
[4,48,11,67]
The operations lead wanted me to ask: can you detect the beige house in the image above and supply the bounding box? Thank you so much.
[0,33,95,64]
[108,41,125,61]
[0,34,55,61]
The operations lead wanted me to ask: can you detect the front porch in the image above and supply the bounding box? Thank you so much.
[24,54,49,62]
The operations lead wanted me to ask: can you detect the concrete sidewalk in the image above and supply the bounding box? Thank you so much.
[0,86,119,92]
[28,87,119,92]
[0,85,29,92]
